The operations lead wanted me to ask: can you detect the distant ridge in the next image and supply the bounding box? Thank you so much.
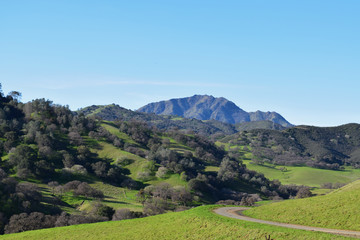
[137,95,293,127]
[248,111,292,128]
[77,104,287,137]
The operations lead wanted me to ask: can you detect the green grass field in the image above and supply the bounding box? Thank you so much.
[243,160,360,187]
[244,179,360,231]
[1,205,351,240]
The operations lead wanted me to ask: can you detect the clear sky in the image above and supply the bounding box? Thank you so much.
[1,0,359,126]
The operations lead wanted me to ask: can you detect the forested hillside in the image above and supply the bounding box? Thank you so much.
[0,85,304,235]
[220,124,360,170]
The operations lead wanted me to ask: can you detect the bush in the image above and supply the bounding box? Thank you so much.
[63,180,82,191]
[74,182,104,199]
[155,167,169,179]
[90,202,114,220]
[296,187,312,199]
[5,212,57,234]
[112,208,134,221]
[143,198,167,216]
[55,212,107,227]
[70,165,88,175]
[171,186,192,206]
[137,171,152,182]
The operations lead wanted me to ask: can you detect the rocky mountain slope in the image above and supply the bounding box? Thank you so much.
[137,95,293,127]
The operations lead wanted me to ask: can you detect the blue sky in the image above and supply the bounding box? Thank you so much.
[1,0,359,126]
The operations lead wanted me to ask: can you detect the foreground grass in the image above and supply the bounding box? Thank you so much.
[1,206,352,240]
[245,179,360,231]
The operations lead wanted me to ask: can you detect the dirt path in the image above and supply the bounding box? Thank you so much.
[214,207,360,239]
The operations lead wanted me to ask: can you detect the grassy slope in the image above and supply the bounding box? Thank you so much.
[101,122,138,146]
[244,180,360,231]
[93,141,147,178]
[216,141,360,188]
[147,174,187,186]
[1,206,350,240]
[98,122,189,186]
[243,160,360,187]
[88,182,142,211]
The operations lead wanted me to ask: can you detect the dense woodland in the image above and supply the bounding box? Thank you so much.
[0,84,323,234]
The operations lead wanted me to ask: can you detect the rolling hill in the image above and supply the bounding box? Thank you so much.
[244,179,360,231]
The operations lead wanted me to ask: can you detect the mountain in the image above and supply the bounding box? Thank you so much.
[137,95,293,127]
[138,95,249,124]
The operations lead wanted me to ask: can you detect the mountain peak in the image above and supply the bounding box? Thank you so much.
[137,95,292,127]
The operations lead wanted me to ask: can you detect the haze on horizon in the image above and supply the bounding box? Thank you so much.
[1,1,359,127]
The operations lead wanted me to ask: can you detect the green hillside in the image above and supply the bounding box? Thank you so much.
[220,124,360,170]
[244,179,360,231]
[1,205,350,240]
[243,160,360,187]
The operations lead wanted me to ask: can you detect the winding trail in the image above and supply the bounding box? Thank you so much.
[214,207,360,239]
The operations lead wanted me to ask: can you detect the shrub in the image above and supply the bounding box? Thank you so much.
[5,212,57,234]
[296,187,312,199]
[112,208,134,221]
[137,171,152,182]
[74,182,104,199]
[90,202,114,220]
[155,167,169,179]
